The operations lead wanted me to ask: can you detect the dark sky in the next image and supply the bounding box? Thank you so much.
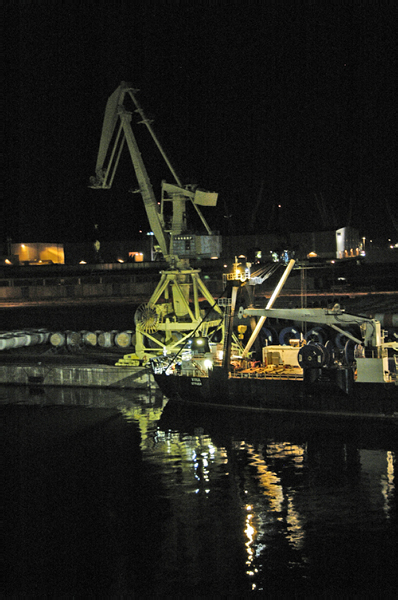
[4,2,397,244]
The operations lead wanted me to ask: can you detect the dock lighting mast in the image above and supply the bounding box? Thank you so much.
[90,82,223,360]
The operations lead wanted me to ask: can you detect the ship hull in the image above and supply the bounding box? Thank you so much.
[152,368,397,419]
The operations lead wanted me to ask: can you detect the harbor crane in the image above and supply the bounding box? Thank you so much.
[90,82,223,360]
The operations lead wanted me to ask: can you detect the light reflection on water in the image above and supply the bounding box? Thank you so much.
[3,386,397,596]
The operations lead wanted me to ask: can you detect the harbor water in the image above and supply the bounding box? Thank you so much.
[3,385,397,597]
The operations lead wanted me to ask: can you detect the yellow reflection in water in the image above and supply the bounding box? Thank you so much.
[244,506,259,590]
[286,493,305,550]
[245,444,284,511]
[240,441,306,576]
[117,402,395,593]
[245,505,256,564]
[118,404,165,449]
[382,451,395,519]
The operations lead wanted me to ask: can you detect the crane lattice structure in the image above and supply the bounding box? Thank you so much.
[90,82,223,360]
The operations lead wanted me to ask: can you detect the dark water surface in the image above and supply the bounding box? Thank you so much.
[3,386,397,597]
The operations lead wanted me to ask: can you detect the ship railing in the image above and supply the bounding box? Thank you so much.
[232,370,303,380]
[180,369,206,377]
[173,368,304,380]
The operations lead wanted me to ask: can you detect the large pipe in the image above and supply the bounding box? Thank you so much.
[98,331,117,347]
[365,313,398,328]
[81,331,98,346]
[115,331,133,348]
[66,331,82,347]
[0,329,50,351]
[25,333,40,346]
[50,332,66,347]
[241,259,295,358]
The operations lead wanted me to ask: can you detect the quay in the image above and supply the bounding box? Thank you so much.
[0,347,157,391]
[1,259,397,392]
[0,362,156,390]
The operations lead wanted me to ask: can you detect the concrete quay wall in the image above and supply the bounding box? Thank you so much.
[0,363,157,390]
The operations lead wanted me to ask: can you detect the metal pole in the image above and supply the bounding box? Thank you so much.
[127,89,182,187]
[241,259,295,358]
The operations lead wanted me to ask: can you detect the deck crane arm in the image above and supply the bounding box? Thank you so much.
[241,307,397,349]
[124,85,217,238]
[90,81,218,264]
[89,83,169,259]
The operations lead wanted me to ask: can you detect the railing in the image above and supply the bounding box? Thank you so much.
[172,368,304,381]
[232,370,303,380]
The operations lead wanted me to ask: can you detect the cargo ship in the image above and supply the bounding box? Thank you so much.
[151,260,398,419]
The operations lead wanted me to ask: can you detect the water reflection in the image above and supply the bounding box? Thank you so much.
[3,386,397,596]
[151,403,397,595]
[0,383,164,410]
[384,451,395,518]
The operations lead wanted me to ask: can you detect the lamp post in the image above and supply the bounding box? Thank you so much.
[146,231,154,261]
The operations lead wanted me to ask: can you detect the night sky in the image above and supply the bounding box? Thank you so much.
[4,2,397,245]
